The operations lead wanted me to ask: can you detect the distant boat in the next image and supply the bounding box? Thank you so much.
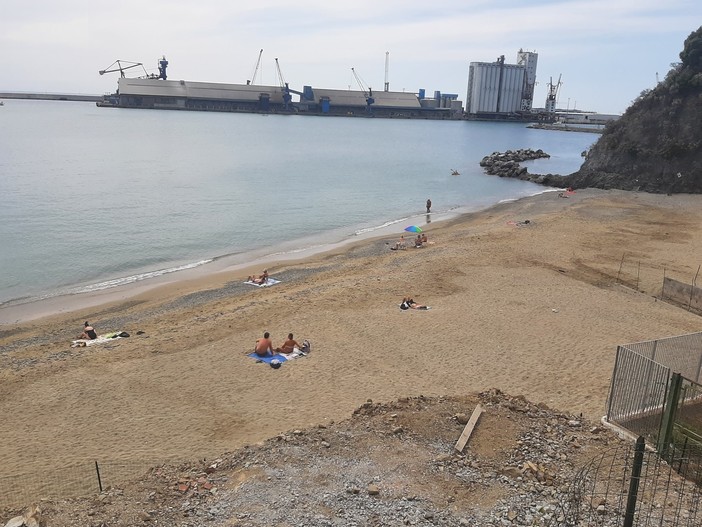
[0,101,4,106]
[451,169,460,175]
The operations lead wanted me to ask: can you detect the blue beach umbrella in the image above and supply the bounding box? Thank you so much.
[404,225,422,233]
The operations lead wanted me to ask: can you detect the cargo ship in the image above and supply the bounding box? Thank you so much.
[97,56,464,120]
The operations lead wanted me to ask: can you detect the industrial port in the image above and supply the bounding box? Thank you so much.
[96,54,464,120]
[4,50,617,124]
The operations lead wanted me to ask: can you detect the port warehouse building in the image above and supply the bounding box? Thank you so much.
[102,49,554,120]
[110,77,463,118]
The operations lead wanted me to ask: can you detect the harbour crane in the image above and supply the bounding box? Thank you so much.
[98,60,149,78]
[247,49,263,85]
[275,58,294,110]
[351,67,374,114]
[157,55,168,80]
[545,74,562,113]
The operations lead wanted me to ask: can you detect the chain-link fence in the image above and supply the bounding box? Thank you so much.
[0,459,157,509]
[559,436,702,527]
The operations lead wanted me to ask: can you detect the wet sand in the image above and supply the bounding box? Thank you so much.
[2,188,702,477]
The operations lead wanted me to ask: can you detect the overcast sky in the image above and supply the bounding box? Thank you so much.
[2,1,699,114]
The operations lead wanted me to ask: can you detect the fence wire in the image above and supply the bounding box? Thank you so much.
[621,332,702,384]
[560,439,702,527]
[0,460,157,510]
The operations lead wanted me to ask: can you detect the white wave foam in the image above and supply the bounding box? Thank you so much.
[69,259,213,295]
[354,217,411,236]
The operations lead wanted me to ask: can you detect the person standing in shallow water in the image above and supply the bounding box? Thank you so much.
[426,199,432,213]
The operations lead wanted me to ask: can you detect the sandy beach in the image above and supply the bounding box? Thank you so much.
[2,188,701,478]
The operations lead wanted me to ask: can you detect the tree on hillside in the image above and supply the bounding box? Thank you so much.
[679,26,702,72]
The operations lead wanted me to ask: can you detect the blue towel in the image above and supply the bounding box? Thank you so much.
[248,352,288,364]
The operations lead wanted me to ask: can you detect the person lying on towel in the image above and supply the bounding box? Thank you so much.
[248,269,269,284]
[400,297,429,310]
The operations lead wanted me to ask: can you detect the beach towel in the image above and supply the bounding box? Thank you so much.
[248,344,309,366]
[71,331,127,347]
[399,302,431,310]
[507,220,531,227]
[244,278,281,287]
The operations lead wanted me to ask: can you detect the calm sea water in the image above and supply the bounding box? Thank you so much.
[0,100,596,310]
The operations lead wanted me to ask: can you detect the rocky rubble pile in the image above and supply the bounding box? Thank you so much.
[2,390,626,527]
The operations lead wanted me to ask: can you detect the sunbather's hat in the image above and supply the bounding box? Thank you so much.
[270,359,282,369]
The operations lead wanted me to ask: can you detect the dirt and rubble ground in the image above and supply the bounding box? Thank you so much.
[2,390,627,527]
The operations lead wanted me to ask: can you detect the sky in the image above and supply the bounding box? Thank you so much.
[2,0,700,115]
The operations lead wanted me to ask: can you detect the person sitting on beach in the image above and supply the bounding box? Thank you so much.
[414,234,423,248]
[254,331,274,356]
[78,321,97,340]
[276,333,300,354]
[392,235,407,250]
[248,269,269,285]
[420,233,428,244]
[276,333,306,354]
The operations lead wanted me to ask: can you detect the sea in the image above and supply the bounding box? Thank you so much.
[0,99,597,320]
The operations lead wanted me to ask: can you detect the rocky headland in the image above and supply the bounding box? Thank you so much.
[482,26,702,194]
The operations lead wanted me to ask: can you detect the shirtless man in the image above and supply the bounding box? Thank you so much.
[276,333,301,354]
[254,331,274,356]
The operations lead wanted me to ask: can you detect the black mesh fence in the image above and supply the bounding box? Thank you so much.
[0,459,156,509]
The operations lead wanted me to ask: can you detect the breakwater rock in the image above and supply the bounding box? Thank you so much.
[480,148,568,187]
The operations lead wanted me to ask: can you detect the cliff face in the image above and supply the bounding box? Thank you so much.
[566,26,702,193]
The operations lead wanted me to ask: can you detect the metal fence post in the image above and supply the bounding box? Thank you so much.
[623,436,646,527]
[658,373,682,457]
[95,461,103,493]
[606,347,623,421]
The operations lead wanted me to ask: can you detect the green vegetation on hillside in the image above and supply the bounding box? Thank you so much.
[566,26,702,193]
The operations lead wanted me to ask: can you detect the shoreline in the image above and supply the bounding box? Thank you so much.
[0,191,547,326]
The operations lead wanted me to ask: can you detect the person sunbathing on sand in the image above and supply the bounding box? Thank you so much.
[248,269,269,284]
[400,297,429,310]
[275,333,310,354]
[254,331,274,356]
[276,333,301,354]
[78,321,97,340]
[391,235,407,250]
